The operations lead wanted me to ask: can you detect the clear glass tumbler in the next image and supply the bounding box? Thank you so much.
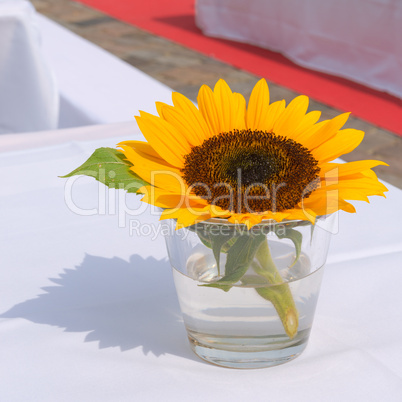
[164,216,333,369]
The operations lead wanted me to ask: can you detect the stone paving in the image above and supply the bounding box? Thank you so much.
[32,0,402,188]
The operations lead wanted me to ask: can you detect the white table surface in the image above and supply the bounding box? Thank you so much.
[1,121,402,401]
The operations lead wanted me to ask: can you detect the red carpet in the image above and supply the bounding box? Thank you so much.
[76,0,402,136]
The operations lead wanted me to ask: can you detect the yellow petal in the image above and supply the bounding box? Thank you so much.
[161,207,211,228]
[136,111,191,167]
[247,78,270,130]
[336,189,373,201]
[214,79,246,132]
[286,208,317,224]
[133,166,185,194]
[338,199,357,213]
[301,193,357,215]
[139,186,207,210]
[302,113,350,150]
[197,84,221,137]
[197,80,247,136]
[260,211,291,222]
[232,92,247,130]
[360,169,379,180]
[227,213,262,229]
[258,100,286,132]
[172,92,213,141]
[125,146,185,193]
[155,101,166,118]
[295,119,328,147]
[319,160,388,177]
[312,128,365,163]
[156,191,208,209]
[226,211,291,227]
[314,175,388,202]
[291,111,321,141]
[118,141,172,166]
[335,178,388,194]
[273,95,309,139]
[121,143,180,173]
[213,79,232,133]
[158,103,204,147]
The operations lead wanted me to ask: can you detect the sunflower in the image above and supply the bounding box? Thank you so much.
[119,79,388,229]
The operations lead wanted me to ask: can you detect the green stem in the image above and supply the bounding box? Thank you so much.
[253,239,299,339]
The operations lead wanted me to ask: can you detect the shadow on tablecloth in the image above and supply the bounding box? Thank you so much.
[2,254,199,362]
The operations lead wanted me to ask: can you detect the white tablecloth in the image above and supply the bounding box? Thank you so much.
[1,122,402,401]
[196,0,402,99]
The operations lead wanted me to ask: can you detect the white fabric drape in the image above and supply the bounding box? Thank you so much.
[196,0,402,99]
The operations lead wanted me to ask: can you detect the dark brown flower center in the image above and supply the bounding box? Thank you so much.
[181,129,320,213]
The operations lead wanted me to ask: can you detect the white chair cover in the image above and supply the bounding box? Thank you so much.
[196,0,402,99]
[0,0,58,134]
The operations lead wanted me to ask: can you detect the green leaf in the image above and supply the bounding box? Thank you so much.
[202,233,266,291]
[195,229,238,255]
[192,226,212,249]
[310,218,317,245]
[253,239,299,339]
[210,231,236,274]
[60,147,149,193]
[201,282,232,292]
[190,224,239,276]
[277,228,302,267]
[221,237,238,252]
[255,284,298,339]
[240,272,270,286]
